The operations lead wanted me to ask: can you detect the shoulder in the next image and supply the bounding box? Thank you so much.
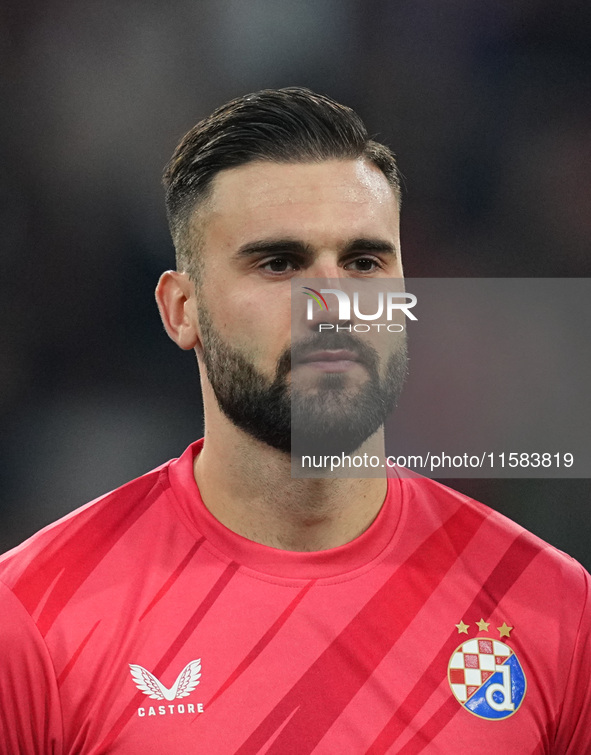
[397,472,589,602]
[0,456,173,604]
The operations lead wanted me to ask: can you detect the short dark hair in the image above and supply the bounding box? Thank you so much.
[163,87,402,273]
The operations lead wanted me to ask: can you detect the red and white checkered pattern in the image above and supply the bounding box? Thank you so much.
[448,639,511,702]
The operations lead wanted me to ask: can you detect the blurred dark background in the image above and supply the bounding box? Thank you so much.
[1,0,590,567]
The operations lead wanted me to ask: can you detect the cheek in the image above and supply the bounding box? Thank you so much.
[214,295,291,361]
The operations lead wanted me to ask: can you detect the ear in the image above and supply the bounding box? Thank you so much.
[155,271,200,350]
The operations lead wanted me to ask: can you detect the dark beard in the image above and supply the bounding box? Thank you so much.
[198,304,408,456]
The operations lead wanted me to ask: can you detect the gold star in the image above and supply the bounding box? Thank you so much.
[497,622,513,638]
[455,620,469,634]
[476,618,490,632]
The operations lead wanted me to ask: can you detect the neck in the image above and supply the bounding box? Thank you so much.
[193,413,388,552]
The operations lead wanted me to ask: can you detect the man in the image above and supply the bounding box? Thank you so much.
[0,88,589,753]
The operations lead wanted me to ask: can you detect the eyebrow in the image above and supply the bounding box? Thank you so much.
[235,237,398,258]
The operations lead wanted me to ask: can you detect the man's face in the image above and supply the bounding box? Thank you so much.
[192,158,407,455]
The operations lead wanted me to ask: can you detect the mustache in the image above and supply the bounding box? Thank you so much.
[275,332,382,381]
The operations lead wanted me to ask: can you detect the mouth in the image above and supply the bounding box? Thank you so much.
[297,349,362,373]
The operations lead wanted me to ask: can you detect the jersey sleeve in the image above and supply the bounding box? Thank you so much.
[554,563,591,754]
[0,581,63,754]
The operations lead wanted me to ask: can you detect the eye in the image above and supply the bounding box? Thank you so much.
[260,257,301,274]
[344,257,381,273]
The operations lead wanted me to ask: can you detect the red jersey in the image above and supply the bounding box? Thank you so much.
[0,440,589,754]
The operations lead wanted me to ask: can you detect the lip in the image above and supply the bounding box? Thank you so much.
[300,349,360,363]
[297,349,363,373]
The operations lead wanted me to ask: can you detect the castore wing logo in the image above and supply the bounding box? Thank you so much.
[129,659,201,701]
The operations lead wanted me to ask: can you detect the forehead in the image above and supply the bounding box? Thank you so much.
[195,158,400,248]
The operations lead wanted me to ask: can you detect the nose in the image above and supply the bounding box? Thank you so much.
[298,279,353,336]
[307,250,345,280]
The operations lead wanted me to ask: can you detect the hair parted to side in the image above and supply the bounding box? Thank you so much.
[163,87,402,276]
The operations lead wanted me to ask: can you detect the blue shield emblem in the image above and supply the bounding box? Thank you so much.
[448,638,526,720]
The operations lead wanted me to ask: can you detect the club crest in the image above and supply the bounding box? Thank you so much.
[448,636,526,720]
